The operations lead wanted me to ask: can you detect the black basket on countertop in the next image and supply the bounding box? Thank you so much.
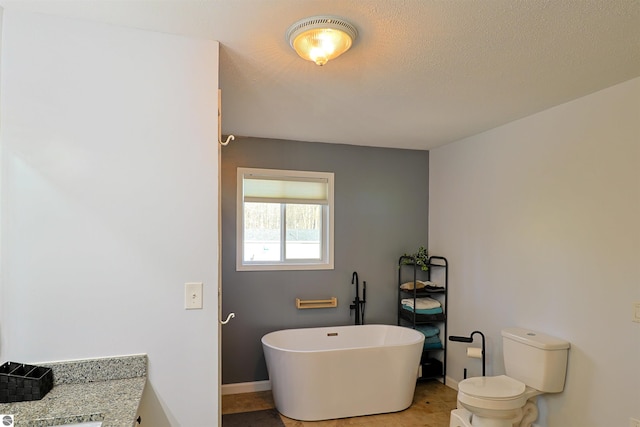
[0,361,53,403]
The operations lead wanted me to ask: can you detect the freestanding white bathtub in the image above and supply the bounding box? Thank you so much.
[261,324,425,421]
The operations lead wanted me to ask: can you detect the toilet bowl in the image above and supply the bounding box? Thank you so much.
[452,375,541,427]
[449,328,570,427]
[458,375,530,411]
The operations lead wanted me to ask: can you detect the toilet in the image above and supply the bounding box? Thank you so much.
[449,327,570,427]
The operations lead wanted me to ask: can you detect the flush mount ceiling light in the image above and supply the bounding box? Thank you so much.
[286,15,358,66]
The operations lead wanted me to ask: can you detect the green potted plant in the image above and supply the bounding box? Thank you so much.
[400,246,429,271]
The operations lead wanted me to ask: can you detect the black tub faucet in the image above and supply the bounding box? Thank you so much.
[350,272,366,325]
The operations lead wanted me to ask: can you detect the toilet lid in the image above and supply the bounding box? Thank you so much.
[458,375,526,399]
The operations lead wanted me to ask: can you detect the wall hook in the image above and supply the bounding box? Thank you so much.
[218,89,235,146]
[220,134,235,146]
[221,312,235,325]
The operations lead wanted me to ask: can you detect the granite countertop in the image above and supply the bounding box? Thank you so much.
[0,354,147,427]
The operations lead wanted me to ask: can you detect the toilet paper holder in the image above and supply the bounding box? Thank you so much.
[449,330,486,377]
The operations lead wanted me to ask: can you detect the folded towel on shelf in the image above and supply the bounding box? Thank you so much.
[424,341,443,350]
[415,324,440,337]
[424,282,444,291]
[401,297,441,310]
[423,335,442,344]
[402,305,443,315]
[420,280,440,288]
[400,280,443,290]
[400,280,426,290]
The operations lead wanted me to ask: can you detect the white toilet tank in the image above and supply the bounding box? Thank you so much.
[501,328,570,393]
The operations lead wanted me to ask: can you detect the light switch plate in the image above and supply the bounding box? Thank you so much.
[185,282,203,310]
[633,302,640,323]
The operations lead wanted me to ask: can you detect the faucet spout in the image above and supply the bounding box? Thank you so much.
[351,271,361,325]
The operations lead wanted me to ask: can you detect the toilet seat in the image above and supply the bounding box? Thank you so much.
[457,375,527,411]
[459,375,525,398]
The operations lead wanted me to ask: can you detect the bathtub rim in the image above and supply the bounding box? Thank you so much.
[261,323,425,353]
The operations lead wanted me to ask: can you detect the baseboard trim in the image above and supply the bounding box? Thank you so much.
[445,375,459,391]
[221,380,271,395]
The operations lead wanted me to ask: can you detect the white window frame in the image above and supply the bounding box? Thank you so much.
[236,167,335,271]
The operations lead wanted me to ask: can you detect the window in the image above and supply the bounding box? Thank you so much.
[237,168,334,271]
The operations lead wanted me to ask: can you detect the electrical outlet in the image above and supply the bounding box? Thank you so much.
[185,282,203,309]
[630,417,640,427]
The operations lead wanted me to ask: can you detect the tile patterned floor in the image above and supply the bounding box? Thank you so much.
[222,380,458,426]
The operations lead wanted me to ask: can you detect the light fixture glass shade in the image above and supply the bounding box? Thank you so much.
[287,16,358,66]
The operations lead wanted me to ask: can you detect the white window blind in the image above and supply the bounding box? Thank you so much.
[242,170,329,205]
[243,175,329,204]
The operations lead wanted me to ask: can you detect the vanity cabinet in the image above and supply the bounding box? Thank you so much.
[397,255,448,383]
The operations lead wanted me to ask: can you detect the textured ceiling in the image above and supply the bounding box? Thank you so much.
[1,0,639,150]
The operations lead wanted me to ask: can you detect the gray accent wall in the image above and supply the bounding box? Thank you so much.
[221,138,429,384]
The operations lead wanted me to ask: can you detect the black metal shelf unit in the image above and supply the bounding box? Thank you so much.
[397,255,448,384]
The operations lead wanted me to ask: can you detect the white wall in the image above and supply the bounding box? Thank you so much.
[430,77,640,426]
[0,10,220,426]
